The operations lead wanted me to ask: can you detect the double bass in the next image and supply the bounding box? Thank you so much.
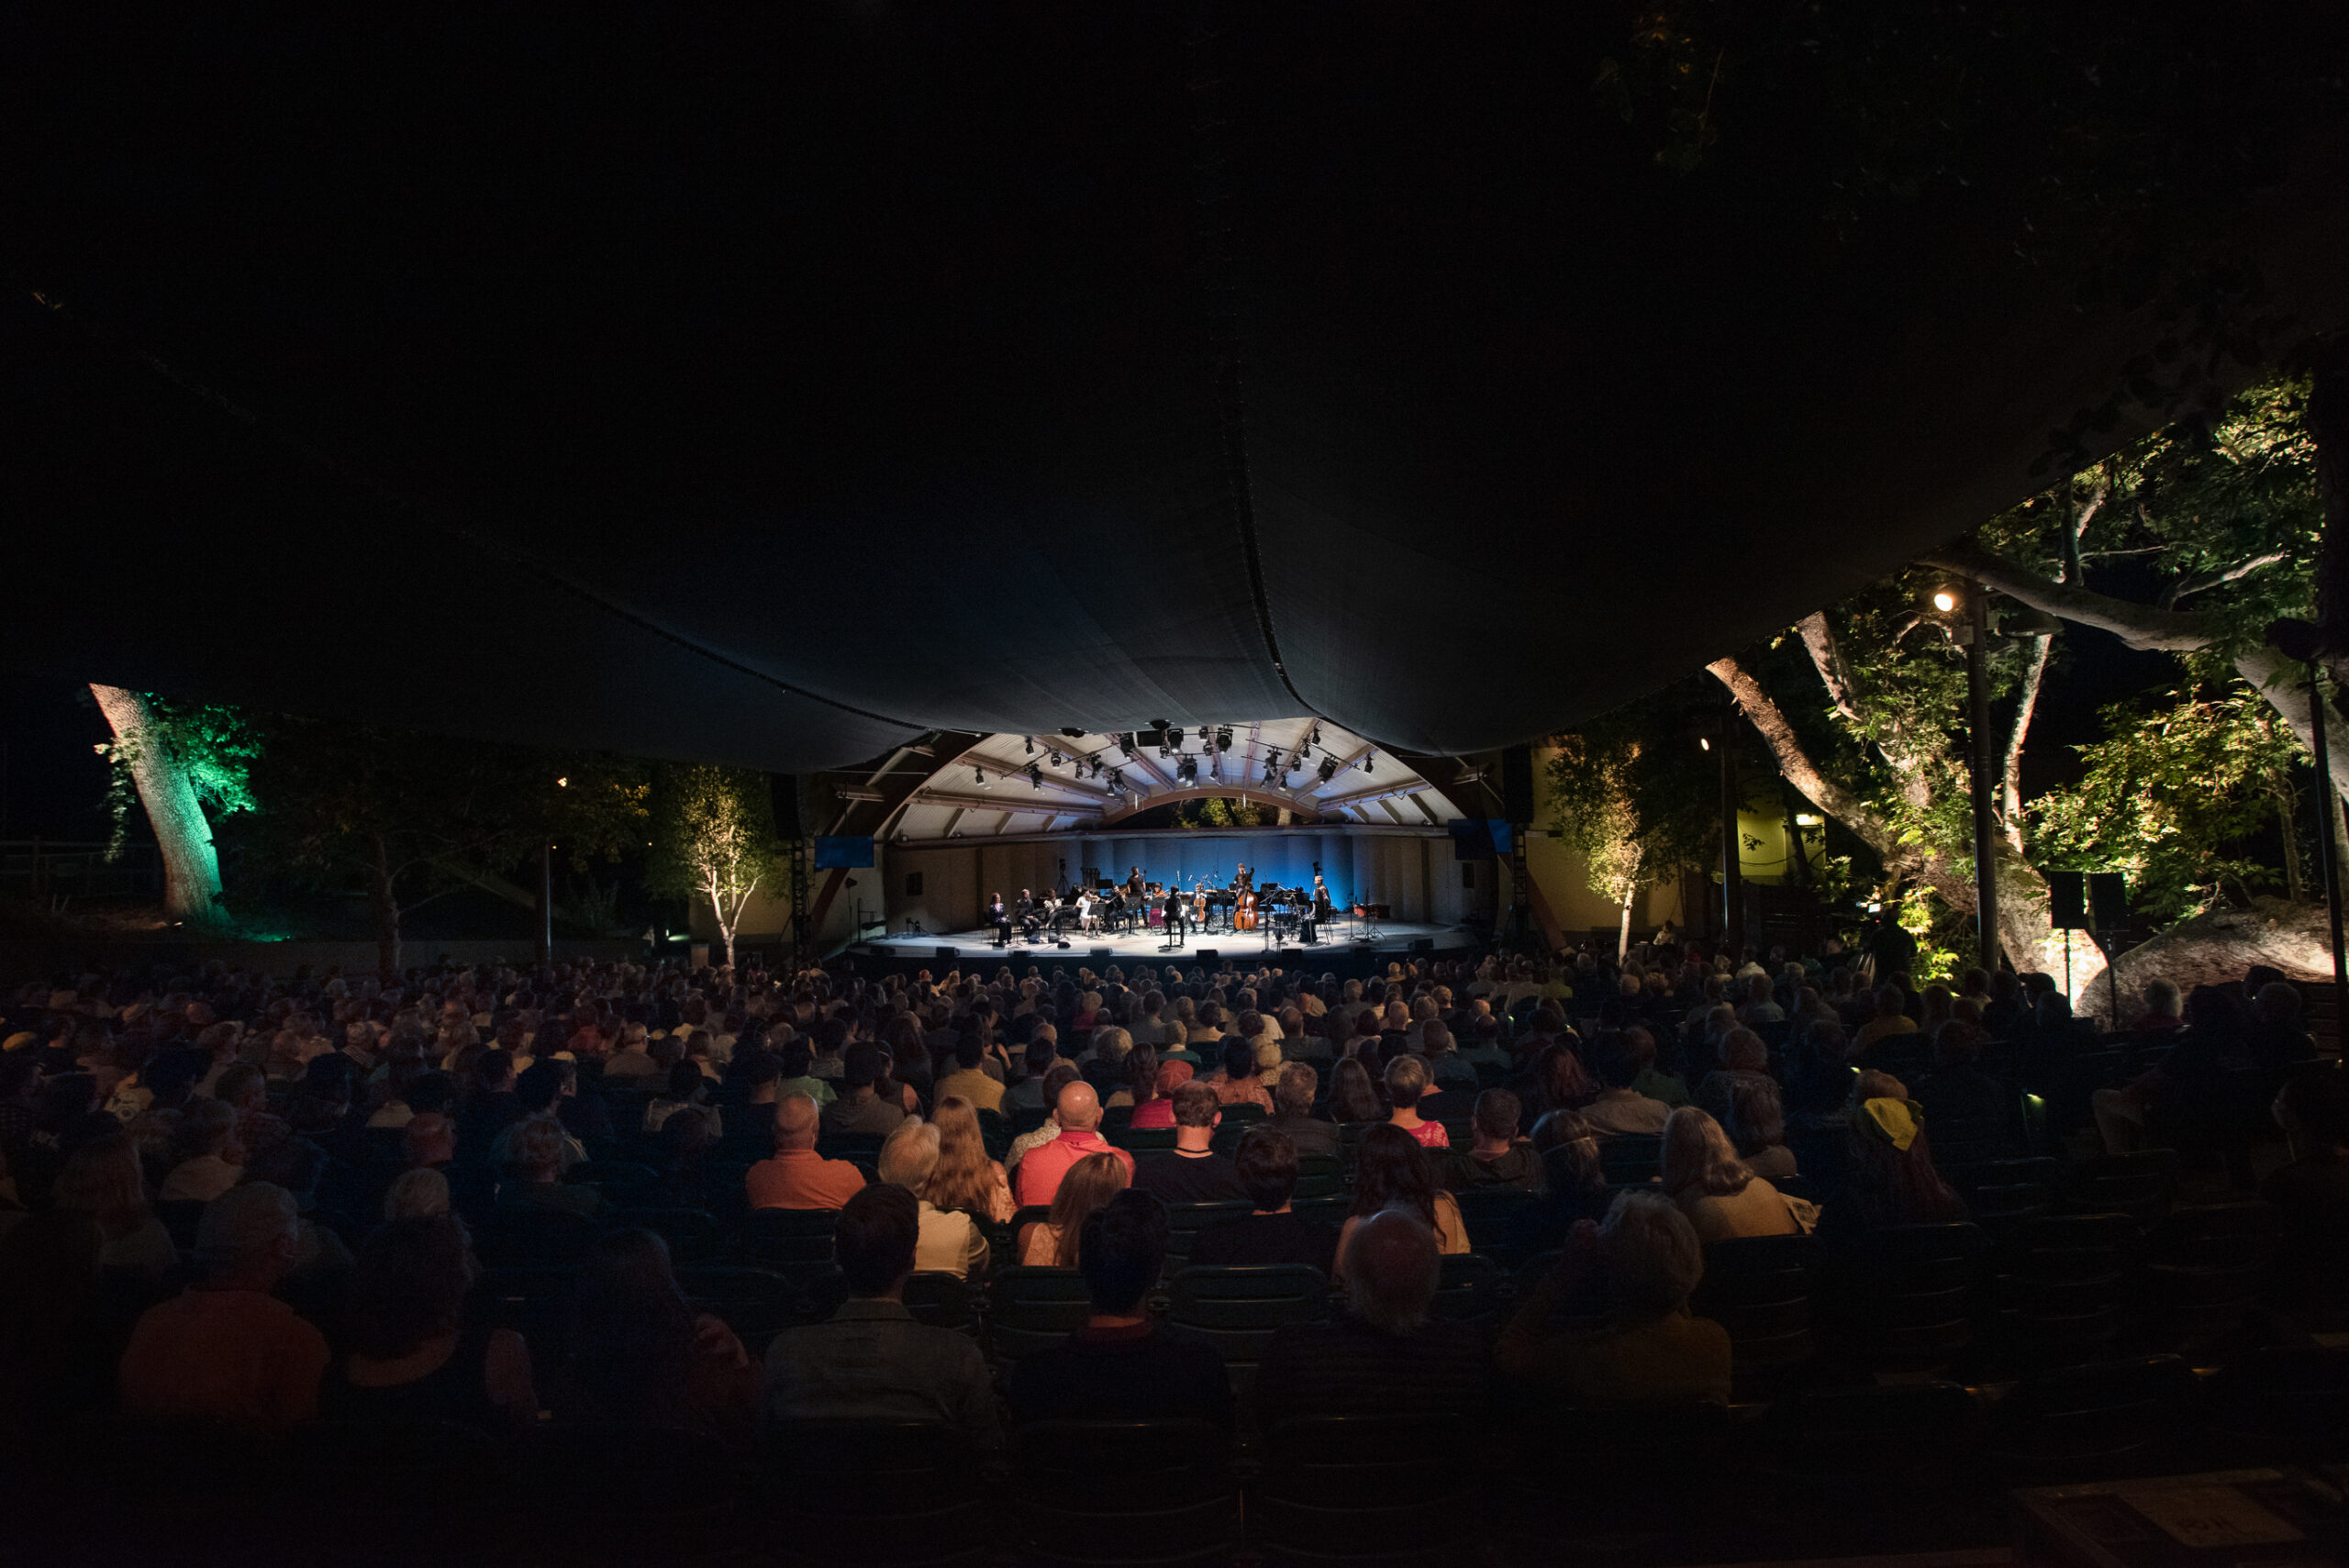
[1235,877,1258,931]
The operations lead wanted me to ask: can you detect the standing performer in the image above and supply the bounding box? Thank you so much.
[1126,866,1146,902]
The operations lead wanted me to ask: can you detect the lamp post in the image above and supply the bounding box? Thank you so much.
[1933,583,2002,973]
[1713,710,1743,961]
[2268,617,2349,999]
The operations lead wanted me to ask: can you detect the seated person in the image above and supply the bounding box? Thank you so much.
[329,1213,536,1432]
[935,1032,1009,1117]
[747,1095,869,1211]
[1659,1106,1798,1244]
[487,1063,586,1173]
[495,1117,606,1220]
[158,1097,244,1204]
[118,1183,331,1431]
[2266,1064,2349,1322]
[1020,1151,1128,1267]
[1008,1191,1232,1431]
[1130,1082,1251,1205]
[1337,1125,1470,1273]
[1721,1075,1798,1184]
[1497,1192,1731,1407]
[1580,1032,1673,1138]
[763,1185,1000,1450]
[820,1045,910,1140]
[1816,1073,1967,1249]
[878,1120,988,1279]
[1266,1062,1340,1159]
[1257,1209,1488,1419]
[1207,1038,1275,1114]
[1015,1082,1133,1208]
[1384,1054,1448,1150]
[1443,1089,1545,1194]
[1190,1128,1338,1274]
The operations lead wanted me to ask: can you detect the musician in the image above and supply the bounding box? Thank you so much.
[1126,867,1145,901]
[1098,886,1124,933]
[1017,888,1044,943]
[1312,873,1332,920]
[1076,888,1100,935]
[988,893,1010,947]
[1163,884,1186,944]
[1234,862,1253,891]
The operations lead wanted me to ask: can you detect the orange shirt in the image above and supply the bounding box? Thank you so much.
[118,1287,330,1431]
[747,1149,869,1211]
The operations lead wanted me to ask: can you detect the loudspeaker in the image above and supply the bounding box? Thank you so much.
[2046,871,2087,930]
[2088,873,2129,932]
[934,947,957,961]
[1055,940,1071,949]
[1197,949,1220,964]
[1090,948,1113,962]
[1500,744,1536,825]
[1410,938,1435,953]
[772,773,804,839]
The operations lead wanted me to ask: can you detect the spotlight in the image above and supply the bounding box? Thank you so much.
[1109,768,1126,791]
[974,767,987,786]
[1699,737,1711,751]
[1168,727,1185,747]
[1308,723,1321,747]
[1049,751,1063,767]
[1023,737,1034,755]
[1362,751,1375,773]
[1028,764,1044,790]
[1931,587,1960,614]
[1119,734,1135,758]
[1216,725,1233,751]
[1318,758,1338,782]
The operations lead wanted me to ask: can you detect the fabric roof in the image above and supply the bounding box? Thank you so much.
[8,7,2348,772]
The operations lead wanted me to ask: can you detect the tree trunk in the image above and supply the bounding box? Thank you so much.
[1617,884,1636,963]
[368,834,403,977]
[2276,782,2308,903]
[88,684,225,926]
[2310,334,2349,674]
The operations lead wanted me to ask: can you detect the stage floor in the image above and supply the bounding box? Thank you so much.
[849,917,1474,967]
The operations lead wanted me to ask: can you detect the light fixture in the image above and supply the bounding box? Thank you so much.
[555,776,569,788]
[974,767,987,787]
[1318,758,1338,782]
[1795,813,1823,827]
[1932,589,1957,613]
[1363,751,1375,774]
[1028,764,1044,789]
[1699,737,1711,751]
[1168,727,1185,747]
[1109,768,1126,791]
[1308,723,1321,747]
[1119,734,1135,758]
[1216,725,1233,751]
[1023,737,1034,755]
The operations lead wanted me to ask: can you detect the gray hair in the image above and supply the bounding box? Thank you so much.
[195,1181,299,1267]
[384,1167,451,1221]
[1342,1209,1441,1336]
[1602,1191,1703,1317]
[878,1119,941,1190]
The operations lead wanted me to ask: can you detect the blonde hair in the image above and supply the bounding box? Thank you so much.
[1045,1151,1129,1269]
[1661,1106,1753,1198]
[880,1119,942,1189]
[921,1096,999,1218]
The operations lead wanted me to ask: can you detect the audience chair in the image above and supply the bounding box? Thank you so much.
[1449,1188,1538,1270]
[1160,1200,1254,1278]
[759,1419,989,1568]
[1429,1253,1505,1339]
[2064,1149,2179,1229]
[1012,1418,1241,1568]
[1950,1156,2064,1234]
[1753,1382,1987,1512]
[1165,1264,1331,1393]
[2139,1201,2280,1362]
[676,1264,798,1358]
[1989,1354,2193,1481]
[1596,1135,1663,1186]
[1989,1211,2136,1376]
[1692,1232,1821,1400]
[985,1266,1093,1369]
[1504,1402,1732,1543]
[473,1207,601,1268]
[734,1207,839,1268]
[1291,1153,1344,1200]
[904,1270,978,1335]
[607,1205,723,1262]
[1256,1414,1479,1567]
[1820,1220,1989,1375]
[566,1160,661,1207]
[473,1264,580,1358]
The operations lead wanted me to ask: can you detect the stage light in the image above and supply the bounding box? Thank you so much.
[1028,764,1043,789]
[1023,737,1034,755]
[1308,723,1321,747]
[1049,751,1063,767]
[1318,758,1338,782]
[1363,751,1375,774]
[974,767,987,786]
[1119,734,1135,758]
[1795,813,1823,827]
[1168,727,1185,747]
[1932,589,1956,613]
[1216,725,1233,751]
[1699,737,1711,751]
[1109,768,1126,791]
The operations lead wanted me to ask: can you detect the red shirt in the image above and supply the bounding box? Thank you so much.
[747,1149,869,1211]
[119,1287,330,1431]
[1015,1129,1135,1208]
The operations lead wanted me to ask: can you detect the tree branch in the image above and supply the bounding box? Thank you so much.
[2002,632,2051,845]
[2165,550,2288,608]
[1797,613,1868,729]
[1920,541,2228,651]
[1707,655,1919,876]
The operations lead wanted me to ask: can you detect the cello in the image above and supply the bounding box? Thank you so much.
[1191,877,1209,930]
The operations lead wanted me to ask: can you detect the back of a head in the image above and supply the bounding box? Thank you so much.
[1235,1128,1298,1211]
[1055,1079,1101,1131]
[1222,1037,1255,1081]
[1876,986,1905,1018]
[195,1181,298,1273]
[384,1165,451,1220]
[509,1115,566,1175]
[1275,1061,1317,1118]
[1384,1052,1428,1109]
[350,1213,475,1359]
[1589,1033,1639,1090]
[2257,981,2305,1026]
[476,1050,517,1090]
[1342,1208,1440,1336]
[836,1184,919,1297]
[878,1119,942,1191]
[664,1060,704,1101]
[1660,1106,1749,1198]
[514,1062,562,1114]
[1473,1088,1520,1144]
[774,1093,821,1149]
[1172,1080,1220,1129]
[1078,1190,1167,1316]
[1721,1029,1766,1073]
[1602,1190,1704,1317]
[843,1043,885,1090]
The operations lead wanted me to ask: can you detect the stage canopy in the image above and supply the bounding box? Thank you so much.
[8,6,2349,773]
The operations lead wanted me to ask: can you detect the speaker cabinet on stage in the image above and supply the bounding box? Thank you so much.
[1196,950,1219,964]
[2088,873,2129,933]
[1500,744,1536,827]
[2047,871,2087,930]
[1090,948,1112,962]
[934,947,957,961]
[1411,938,1435,953]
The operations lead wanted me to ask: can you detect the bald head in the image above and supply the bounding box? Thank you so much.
[1055,1081,1101,1132]
[774,1093,820,1150]
[1342,1209,1440,1336]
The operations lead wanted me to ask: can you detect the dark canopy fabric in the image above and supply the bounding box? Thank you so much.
[7,5,2348,770]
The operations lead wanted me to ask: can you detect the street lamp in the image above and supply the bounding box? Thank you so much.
[1928,582,2001,973]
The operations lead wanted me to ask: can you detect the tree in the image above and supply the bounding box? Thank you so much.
[233,717,647,973]
[647,765,782,970]
[2031,684,2306,921]
[89,686,258,927]
[1547,685,1731,959]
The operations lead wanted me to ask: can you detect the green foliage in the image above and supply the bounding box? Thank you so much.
[2029,684,2303,920]
[1173,796,1265,830]
[646,764,783,924]
[100,697,261,859]
[1547,684,1724,901]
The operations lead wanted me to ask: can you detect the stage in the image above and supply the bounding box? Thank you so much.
[844,917,1478,973]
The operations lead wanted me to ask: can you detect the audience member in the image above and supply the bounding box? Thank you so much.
[329,1214,534,1432]
[495,1117,604,1220]
[1008,1191,1232,1430]
[158,1097,243,1203]
[763,1185,999,1449]
[1817,1073,1967,1247]
[1384,1053,1448,1149]
[1660,1106,1798,1243]
[879,1120,987,1278]
[1338,1124,1469,1273]
[1014,1082,1133,1208]
[1021,1151,1130,1266]
[552,1227,756,1441]
[1446,1089,1545,1194]
[1190,1128,1338,1273]
[1257,1209,1487,1418]
[922,1095,1016,1224]
[1497,1192,1731,1405]
[117,1184,330,1431]
[820,1045,910,1140]
[747,1095,868,1211]
[1327,1056,1385,1124]
[1580,1034,1671,1138]
[1130,1082,1251,1204]
[1267,1062,1339,1158]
